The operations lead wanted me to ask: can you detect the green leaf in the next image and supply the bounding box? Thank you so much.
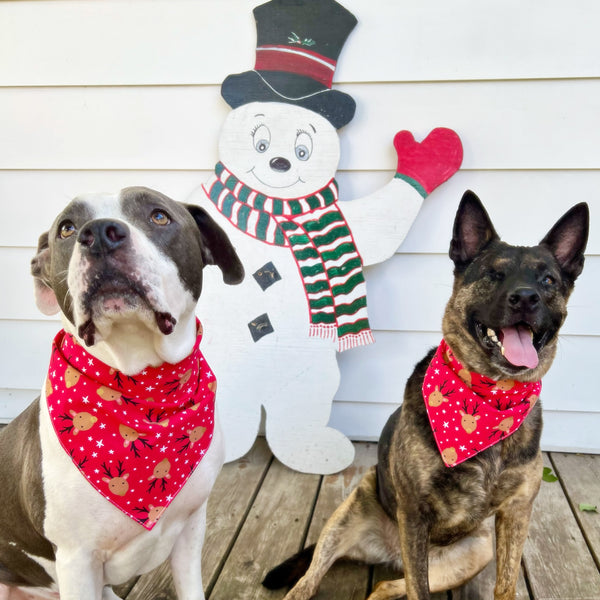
[579,503,598,513]
[542,467,558,482]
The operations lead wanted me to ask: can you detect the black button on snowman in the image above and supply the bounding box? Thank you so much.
[191,0,463,474]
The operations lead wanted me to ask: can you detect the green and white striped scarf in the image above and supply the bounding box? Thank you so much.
[203,163,374,351]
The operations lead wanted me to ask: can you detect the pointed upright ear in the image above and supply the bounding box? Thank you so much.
[185,204,245,285]
[449,190,499,270]
[30,231,61,315]
[539,202,589,283]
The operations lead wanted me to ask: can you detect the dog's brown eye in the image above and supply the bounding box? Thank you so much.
[487,269,504,282]
[542,275,555,286]
[59,221,76,239]
[151,210,171,226]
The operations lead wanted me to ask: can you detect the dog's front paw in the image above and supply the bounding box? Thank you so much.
[367,578,407,600]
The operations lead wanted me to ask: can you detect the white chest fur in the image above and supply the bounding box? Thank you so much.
[36,391,224,588]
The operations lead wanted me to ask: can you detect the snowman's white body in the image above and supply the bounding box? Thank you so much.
[189,102,422,473]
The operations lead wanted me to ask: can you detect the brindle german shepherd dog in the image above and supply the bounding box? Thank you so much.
[263,191,589,600]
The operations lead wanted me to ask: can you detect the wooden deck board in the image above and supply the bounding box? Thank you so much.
[551,452,600,568]
[522,455,600,599]
[119,444,600,600]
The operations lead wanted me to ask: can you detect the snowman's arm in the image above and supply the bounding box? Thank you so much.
[341,128,463,267]
[340,178,423,267]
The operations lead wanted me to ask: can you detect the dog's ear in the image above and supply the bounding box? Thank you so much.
[30,231,61,315]
[449,190,499,270]
[539,202,589,283]
[185,204,245,285]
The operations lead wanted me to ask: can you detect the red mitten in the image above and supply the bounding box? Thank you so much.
[394,128,463,197]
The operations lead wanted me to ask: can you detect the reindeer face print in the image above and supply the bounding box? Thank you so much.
[188,426,207,447]
[64,366,80,388]
[458,369,472,387]
[459,410,480,434]
[151,458,171,480]
[494,416,514,433]
[102,462,130,496]
[428,386,448,407]
[97,386,122,404]
[496,379,515,392]
[59,410,98,435]
[147,505,166,525]
[441,447,458,466]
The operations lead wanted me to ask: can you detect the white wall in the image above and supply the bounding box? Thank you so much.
[1,0,598,452]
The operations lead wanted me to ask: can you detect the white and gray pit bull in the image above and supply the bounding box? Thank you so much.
[0,187,243,600]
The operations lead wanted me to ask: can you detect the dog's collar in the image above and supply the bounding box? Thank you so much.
[45,320,215,530]
[423,340,541,467]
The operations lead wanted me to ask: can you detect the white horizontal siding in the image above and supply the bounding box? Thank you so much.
[0,0,598,453]
[3,169,600,254]
[1,80,600,170]
[4,247,597,337]
[1,0,598,85]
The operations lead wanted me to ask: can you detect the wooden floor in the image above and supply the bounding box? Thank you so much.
[119,439,600,600]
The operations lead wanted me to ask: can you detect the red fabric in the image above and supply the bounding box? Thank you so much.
[45,322,215,530]
[394,128,463,194]
[255,45,336,88]
[422,340,541,467]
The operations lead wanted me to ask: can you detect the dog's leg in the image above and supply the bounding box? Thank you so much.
[393,509,430,600]
[281,468,398,600]
[53,548,103,600]
[494,493,538,598]
[170,502,208,600]
[493,457,542,600]
[369,520,494,600]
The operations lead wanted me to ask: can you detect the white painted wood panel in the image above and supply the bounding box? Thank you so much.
[1,0,598,86]
[329,401,600,454]
[335,331,599,414]
[0,321,594,418]
[4,246,596,338]
[3,169,600,255]
[0,0,597,456]
[1,80,599,170]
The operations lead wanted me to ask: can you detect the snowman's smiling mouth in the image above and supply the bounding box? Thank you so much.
[248,167,305,190]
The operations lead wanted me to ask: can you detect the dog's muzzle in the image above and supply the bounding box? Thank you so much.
[73,219,177,346]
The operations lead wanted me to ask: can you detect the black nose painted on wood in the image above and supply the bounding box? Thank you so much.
[269,157,291,172]
[78,220,129,255]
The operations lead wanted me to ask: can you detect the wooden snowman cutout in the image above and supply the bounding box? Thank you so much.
[189,0,463,474]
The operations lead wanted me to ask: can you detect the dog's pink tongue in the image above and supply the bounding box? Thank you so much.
[501,325,539,368]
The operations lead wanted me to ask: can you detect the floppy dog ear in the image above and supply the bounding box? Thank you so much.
[449,190,499,270]
[185,204,245,285]
[540,202,589,283]
[30,231,61,315]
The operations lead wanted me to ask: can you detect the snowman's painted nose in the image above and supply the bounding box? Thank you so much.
[269,157,291,172]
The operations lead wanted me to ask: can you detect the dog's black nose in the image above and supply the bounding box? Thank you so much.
[269,157,291,172]
[508,287,540,311]
[78,219,129,255]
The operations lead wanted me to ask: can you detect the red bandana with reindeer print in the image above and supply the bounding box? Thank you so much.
[44,321,215,530]
[423,340,541,467]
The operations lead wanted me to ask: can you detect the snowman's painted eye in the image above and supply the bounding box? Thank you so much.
[252,124,271,153]
[295,130,312,161]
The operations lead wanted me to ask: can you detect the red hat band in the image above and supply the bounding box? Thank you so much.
[255,45,337,89]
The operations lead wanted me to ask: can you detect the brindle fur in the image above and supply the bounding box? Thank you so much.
[263,191,589,600]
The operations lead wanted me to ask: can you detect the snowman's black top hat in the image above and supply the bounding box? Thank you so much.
[221,0,357,129]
